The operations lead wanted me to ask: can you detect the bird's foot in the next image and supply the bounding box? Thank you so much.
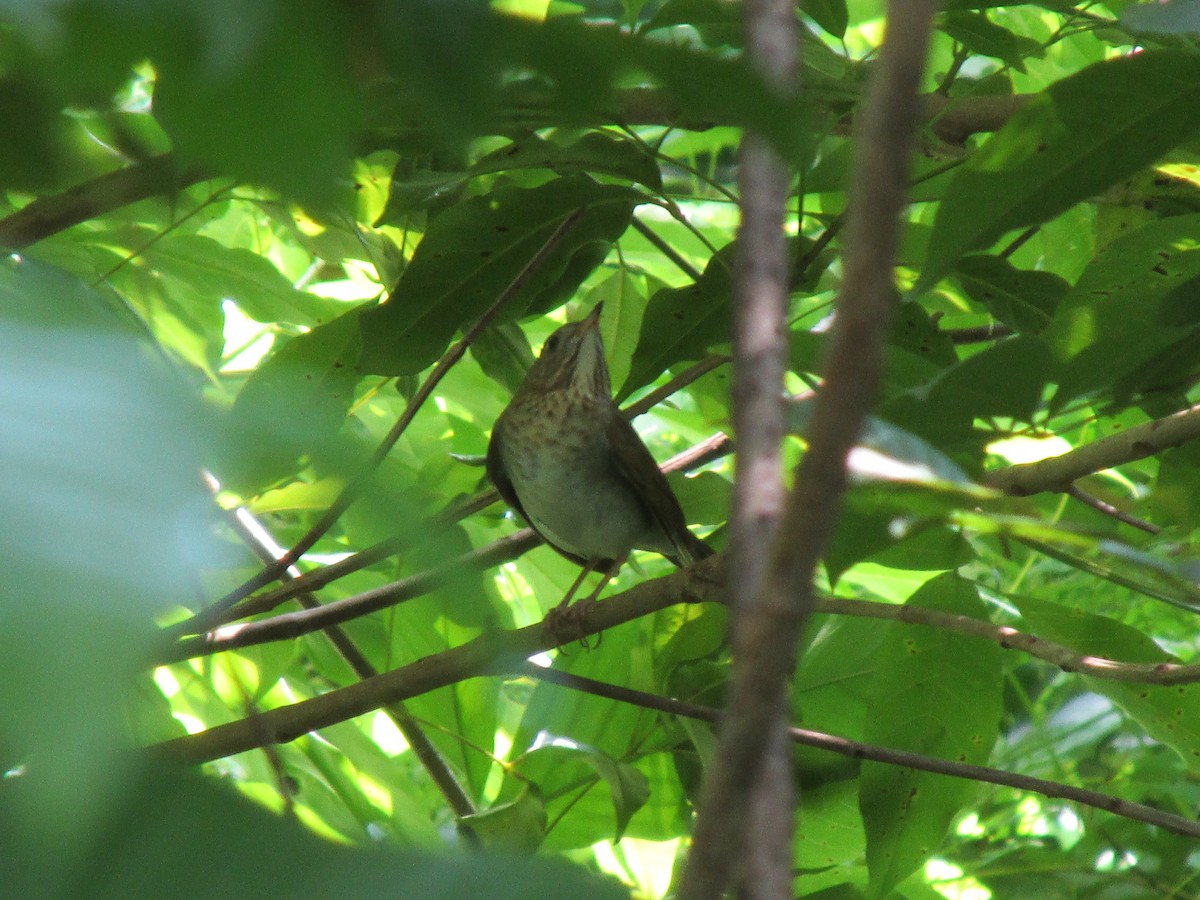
[545,596,600,651]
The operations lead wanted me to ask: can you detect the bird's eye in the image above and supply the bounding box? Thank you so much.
[544,334,562,354]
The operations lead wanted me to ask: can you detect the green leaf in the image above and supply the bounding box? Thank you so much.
[222,311,362,493]
[1012,595,1200,766]
[143,234,343,328]
[461,790,548,853]
[926,335,1053,423]
[952,254,1067,333]
[152,0,361,205]
[592,270,647,393]
[860,574,1002,897]
[0,255,214,857]
[940,11,1043,70]
[515,745,650,846]
[918,51,1200,292]
[470,322,535,395]
[618,243,732,399]
[1043,214,1200,408]
[359,175,637,375]
[806,0,850,39]
[472,132,663,191]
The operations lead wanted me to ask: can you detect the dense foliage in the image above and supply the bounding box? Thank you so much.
[4,1,1200,897]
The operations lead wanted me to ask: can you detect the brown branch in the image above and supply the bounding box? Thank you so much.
[0,154,207,250]
[821,596,1200,685]
[517,664,1200,839]
[988,403,1200,496]
[720,0,800,891]
[679,5,939,896]
[156,555,1200,770]
[155,556,726,765]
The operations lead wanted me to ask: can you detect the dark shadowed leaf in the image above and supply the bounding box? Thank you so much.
[359,175,636,375]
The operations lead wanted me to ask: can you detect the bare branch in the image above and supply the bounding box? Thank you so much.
[680,4,939,896]
[518,665,1200,839]
[0,154,206,250]
[989,403,1200,496]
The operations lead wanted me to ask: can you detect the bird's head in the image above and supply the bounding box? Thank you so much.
[516,303,610,400]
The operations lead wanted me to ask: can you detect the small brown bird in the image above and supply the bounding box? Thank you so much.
[487,303,711,617]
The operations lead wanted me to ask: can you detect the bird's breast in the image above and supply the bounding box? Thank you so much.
[496,397,668,560]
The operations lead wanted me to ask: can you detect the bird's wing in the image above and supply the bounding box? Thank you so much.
[605,413,709,566]
[486,425,525,521]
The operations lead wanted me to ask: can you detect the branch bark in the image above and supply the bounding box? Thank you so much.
[678,5,939,897]
[726,0,797,894]
[988,403,1200,496]
[518,665,1200,839]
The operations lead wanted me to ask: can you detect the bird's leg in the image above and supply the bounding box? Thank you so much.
[546,554,627,649]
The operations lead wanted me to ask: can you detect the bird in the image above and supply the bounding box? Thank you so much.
[486,302,712,627]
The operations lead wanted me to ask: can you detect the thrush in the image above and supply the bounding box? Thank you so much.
[487,303,712,625]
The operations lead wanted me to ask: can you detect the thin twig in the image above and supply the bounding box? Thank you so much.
[631,216,703,281]
[1067,484,1162,535]
[203,472,480,826]
[517,664,1200,839]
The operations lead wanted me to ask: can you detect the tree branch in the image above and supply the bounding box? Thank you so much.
[0,154,206,250]
[156,557,725,765]
[205,472,479,824]
[679,5,939,897]
[724,0,799,891]
[517,664,1200,839]
[989,403,1200,496]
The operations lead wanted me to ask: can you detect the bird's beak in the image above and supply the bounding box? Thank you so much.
[582,302,603,332]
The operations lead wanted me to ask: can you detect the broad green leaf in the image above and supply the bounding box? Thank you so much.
[222,311,362,493]
[952,254,1067,333]
[359,175,637,375]
[926,335,1053,423]
[618,242,732,399]
[1012,595,1200,765]
[461,790,548,853]
[151,0,362,205]
[644,0,742,47]
[472,132,663,191]
[940,11,1043,70]
[470,321,536,395]
[918,51,1200,292]
[826,500,975,586]
[1043,214,1200,408]
[515,745,651,849]
[860,574,1001,898]
[142,234,343,328]
[6,762,628,900]
[806,0,850,39]
[0,255,215,861]
[592,270,648,393]
[793,779,867,876]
